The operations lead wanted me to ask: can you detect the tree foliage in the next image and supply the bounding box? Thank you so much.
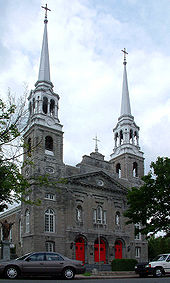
[124,157,170,237]
[0,90,31,211]
[148,236,170,260]
[0,91,66,212]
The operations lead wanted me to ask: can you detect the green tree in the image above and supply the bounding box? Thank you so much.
[0,90,30,211]
[148,236,170,260]
[0,91,66,212]
[124,157,170,237]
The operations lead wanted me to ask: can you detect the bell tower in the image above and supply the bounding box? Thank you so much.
[23,4,64,178]
[110,49,144,180]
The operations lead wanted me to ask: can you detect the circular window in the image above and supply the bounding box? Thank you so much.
[97,179,104,186]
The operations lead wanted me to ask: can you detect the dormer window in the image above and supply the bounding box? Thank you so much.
[43,97,48,114]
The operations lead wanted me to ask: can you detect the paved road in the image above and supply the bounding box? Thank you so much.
[0,277,170,283]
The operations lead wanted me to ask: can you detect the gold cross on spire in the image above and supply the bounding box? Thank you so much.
[93,135,100,153]
[121,48,128,65]
[41,3,51,23]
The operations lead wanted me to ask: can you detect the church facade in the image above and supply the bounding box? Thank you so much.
[0,9,148,264]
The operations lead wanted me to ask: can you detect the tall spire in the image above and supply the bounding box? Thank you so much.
[38,4,51,83]
[110,48,144,177]
[120,48,131,116]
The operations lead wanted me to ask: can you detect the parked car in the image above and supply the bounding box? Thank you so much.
[0,252,85,279]
[134,262,151,277]
[135,253,170,277]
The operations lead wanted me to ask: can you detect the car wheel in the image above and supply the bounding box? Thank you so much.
[154,267,163,277]
[63,267,75,280]
[5,266,19,279]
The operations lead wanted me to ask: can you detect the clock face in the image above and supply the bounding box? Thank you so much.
[47,118,55,126]
[45,166,55,174]
[97,179,104,186]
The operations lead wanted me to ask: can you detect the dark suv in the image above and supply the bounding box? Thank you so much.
[0,252,85,279]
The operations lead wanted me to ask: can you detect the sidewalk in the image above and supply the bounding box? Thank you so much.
[76,271,138,279]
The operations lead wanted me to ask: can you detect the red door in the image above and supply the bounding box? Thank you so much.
[94,238,106,263]
[75,237,85,263]
[115,240,122,259]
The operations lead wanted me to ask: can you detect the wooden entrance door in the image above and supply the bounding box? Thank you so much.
[94,238,106,263]
[75,237,85,263]
[115,240,122,259]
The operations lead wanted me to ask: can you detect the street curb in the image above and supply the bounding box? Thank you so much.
[76,271,139,279]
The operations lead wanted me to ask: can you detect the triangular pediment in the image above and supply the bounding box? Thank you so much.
[66,170,127,194]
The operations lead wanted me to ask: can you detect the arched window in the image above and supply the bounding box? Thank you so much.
[37,96,40,112]
[115,211,120,226]
[45,136,53,151]
[28,138,31,154]
[45,209,55,232]
[25,209,30,233]
[120,130,123,145]
[116,163,121,178]
[133,162,138,177]
[33,98,35,113]
[134,131,138,145]
[97,206,103,224]
[130,129,133,144]
[76,205,83,222]
[42,97,48,114]
[93,206,106,225]
[115,132,118,147]
[50,99,55,116]
[29,102,32,115]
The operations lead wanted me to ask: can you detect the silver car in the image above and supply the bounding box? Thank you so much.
[0,252,85,279]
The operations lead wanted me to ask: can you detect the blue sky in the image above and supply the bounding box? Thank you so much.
[0,0,170,173]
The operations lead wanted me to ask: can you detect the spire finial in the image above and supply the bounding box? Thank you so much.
[121,48,128,65]
[93,135,100,153]
[41,3,51,23]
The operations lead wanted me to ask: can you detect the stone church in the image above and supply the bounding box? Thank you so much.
[0,8,148,264]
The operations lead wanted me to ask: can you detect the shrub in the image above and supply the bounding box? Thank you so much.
[111,259,138,271]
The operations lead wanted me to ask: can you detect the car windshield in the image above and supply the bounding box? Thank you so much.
[16,253,31,260]
[152,255,168,261]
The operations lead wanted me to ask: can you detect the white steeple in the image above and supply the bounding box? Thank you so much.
[120,49,131,116]
[26,4,62,133]
[38,17,51,82]
[110,49,143,161]
[36,4,52,86]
